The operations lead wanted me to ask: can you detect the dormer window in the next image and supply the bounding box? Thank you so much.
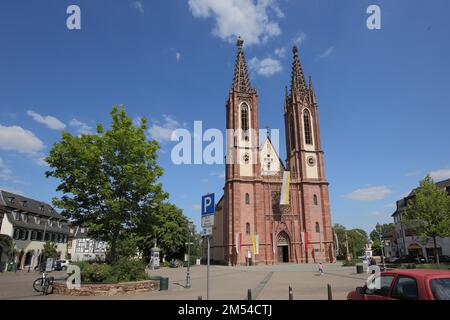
[20,200,27,207]
[39,205,44,211]
[8,197,15,203]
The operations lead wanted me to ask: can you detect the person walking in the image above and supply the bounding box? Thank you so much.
[318,262,324,276]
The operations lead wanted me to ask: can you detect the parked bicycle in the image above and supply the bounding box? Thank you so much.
[33,272,54,295]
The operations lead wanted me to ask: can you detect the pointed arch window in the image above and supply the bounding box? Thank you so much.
[303,110,313,145]
[315,222,320,233]
[246,223,251,235]
[289,115,295,150]
[241,104,249,140]
[313,194,318,206]
[245,193,250,205]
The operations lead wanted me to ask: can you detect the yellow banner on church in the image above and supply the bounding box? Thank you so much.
[252,235,259,255]
[280,171,290,205]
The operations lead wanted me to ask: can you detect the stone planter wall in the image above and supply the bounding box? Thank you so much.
[53,280,160,296]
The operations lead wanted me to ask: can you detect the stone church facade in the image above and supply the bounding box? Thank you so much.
[210,39,334,265]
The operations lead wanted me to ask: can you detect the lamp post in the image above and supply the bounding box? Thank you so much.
[186,219,194,289]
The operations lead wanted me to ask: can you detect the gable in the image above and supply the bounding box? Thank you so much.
[260,137,284,175]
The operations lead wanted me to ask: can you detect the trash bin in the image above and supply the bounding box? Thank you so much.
[160,277,169,291]
[356,264,364,274]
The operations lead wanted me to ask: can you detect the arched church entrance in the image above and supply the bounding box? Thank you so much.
[277,231,290,263]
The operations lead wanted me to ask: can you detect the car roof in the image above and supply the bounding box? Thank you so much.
[383,269,450,279]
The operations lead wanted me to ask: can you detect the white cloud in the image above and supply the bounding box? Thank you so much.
[130,1,144,13]
[188,0,283,45]
[176,52,181,62]
[405,170,421,177]
[292,32,307,47]
[318,46,335,58]
[69,119,94,135]
[209,171,225,179]
[383,203,397,209]
[429,169,450,181]
[0,124,44,154]
[0,157,13,181]
[0,186,25,195]
[274,47,286,58]
[148,115,183,142]
[34,157,48,167]
[26,110,66,130]
[345,186,392,201]
[367,211,391,217]
[249,57,282,77]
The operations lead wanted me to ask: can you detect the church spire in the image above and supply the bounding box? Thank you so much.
[291,46,307,96]
[232,37,252,92]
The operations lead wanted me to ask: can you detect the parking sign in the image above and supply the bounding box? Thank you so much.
[201,193,215,216]
[201,193,215,228]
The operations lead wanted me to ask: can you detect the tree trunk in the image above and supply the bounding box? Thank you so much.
[433,236,440,265]
[108,229,120,264]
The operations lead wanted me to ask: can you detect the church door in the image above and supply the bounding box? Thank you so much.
[277,232,290,263]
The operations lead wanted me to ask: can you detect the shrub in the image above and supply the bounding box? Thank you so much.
[73,258,148,284]
[107,258,148,283]
[73,262,112,283]
[342,259,359,266]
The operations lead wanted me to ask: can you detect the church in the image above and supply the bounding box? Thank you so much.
[210,38,334,265]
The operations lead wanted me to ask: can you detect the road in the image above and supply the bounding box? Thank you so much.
[0,263,369,300]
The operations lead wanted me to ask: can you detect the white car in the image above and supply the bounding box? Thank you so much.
[55,259,72,270]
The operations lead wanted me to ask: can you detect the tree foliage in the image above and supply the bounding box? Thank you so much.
[370,223,395,242]
[404,175,450,264]
[43,241,59,259]
[45,106,170,262]
[333,224,368,260]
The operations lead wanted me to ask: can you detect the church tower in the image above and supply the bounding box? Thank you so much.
[223,38,263,265]
[284,46,334,263]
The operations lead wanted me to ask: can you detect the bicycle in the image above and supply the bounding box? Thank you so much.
[33,272,54,295]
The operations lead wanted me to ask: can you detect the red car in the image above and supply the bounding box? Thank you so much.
[347,269,450,300]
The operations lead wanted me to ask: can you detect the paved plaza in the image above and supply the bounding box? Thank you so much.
[0,263,369,300]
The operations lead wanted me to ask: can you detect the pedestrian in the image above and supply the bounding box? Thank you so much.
[318,262,324,276]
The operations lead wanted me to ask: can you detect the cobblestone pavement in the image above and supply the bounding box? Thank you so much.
[0,263,369,300]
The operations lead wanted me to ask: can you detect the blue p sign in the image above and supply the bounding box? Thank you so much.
[201,194,215,215]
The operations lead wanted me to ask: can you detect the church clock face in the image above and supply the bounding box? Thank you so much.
[307,156,315,167]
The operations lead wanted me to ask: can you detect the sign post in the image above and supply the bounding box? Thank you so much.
[201,193,215,300]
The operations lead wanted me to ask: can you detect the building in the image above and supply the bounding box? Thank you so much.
[210,39,334,265]
[0,190,69,271]
[68,225,107,262]
[391,178,450,259]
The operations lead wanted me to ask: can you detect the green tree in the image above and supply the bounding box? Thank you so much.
[371,239,382,256]
[370,223,395,242]
[404,175,450,264]
[332,225,368,260]
[45,106,168,262]
[332,224,347,260]
[43,241,58,259]
[347,229,368,258]
[136,202,190,261]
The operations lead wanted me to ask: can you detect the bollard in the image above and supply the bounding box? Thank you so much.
[198,296,202,300]
[289,286,293,300]
[327,284,333,300]
[247,289,252,300]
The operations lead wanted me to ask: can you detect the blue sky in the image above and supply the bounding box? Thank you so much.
[0,0,449,234]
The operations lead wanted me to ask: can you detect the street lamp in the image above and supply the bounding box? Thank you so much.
[185,219,194,289]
